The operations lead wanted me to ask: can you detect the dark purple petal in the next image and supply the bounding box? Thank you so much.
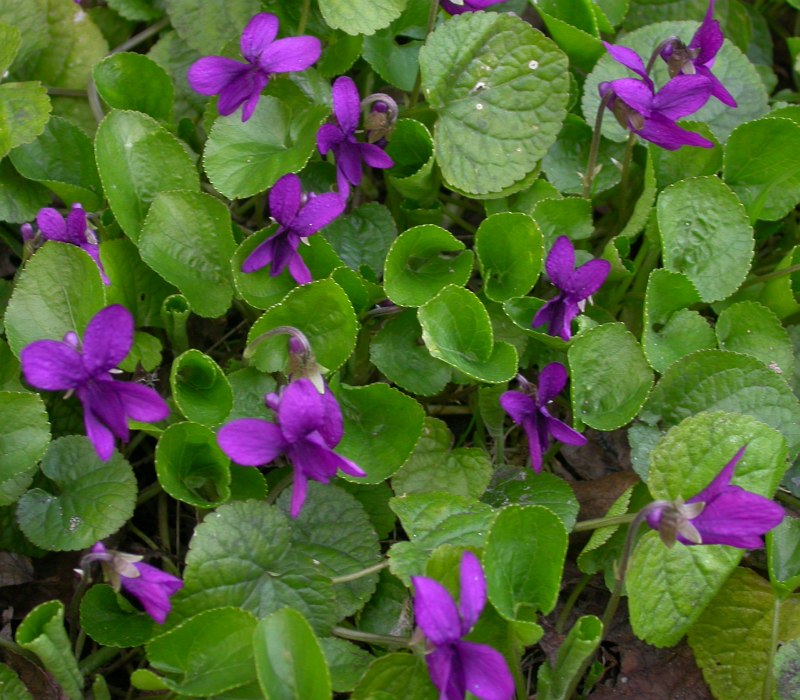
[258,36,321,74]
[279,379,326,443]
[545,236,576,289]
[289,469,309,518]
[695,64,737,107]
[269,234,302,278]
[79,243,110,285]
[455,640,515,700]
[240,13,279,63]
[217,69,265,118]
[332,76,361,135]
[292,192,346,237]
[82,402,117,461]
[113,382,170,423]
[81,305,133,375]
[269,174,303,226]
[217,418,287,466]
[358,141,394,169]
[690,0,724,64]
[652,74,712,120]
[241,237,275,274]
[606,78,654,118]
[688,446,743,504]
[239,71,269,122]
[524,415,546,473]
[636,114,714,150]
[120,561,183,624]
[412,575,462,645]
[565,259,611,299]
[544,413,588,447]
[458,551,486,634]
[65,205,87,244]
[291,434,365,482]
[287,250,313,286]
[317,123,344,156]
[603,42,650,85]
[21,340,85,391]
[537,362,568,404]
[319,386,344,446]
[426,645,461,700]
[187,57,250,96]
[81,378,130,442]
[499,390,534,426]
[36,208,69,242]
[335,143,365,188]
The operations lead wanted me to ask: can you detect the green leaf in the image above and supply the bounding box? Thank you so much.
[357,567,411,637]
[642,269,715,373]
[0,158,50,224]
[95,110,199,240]
[147,608,258,696]
[577,485,636,575]
[5,242,105,357]
[172,501,338,634]
[657,176,753,303]
[688,568,800,700]
[254,608,331,700]
[170,350,233,426]
[9,115,103,210]
[392,417,492,500]
[370,309,452,396]
[318,0,407,36]
[107,0,164,21]
[531,197,594,247]
[775,637,800,700]
[639,350,800,461]
[723,117,800,222]
[117,330,160,373]
[384,225,473,307]
[139,191,236,318]
[16,601,82,700]
[226,367,276,422]
[335,383,425,485]
[203,96,328,199]
[384,118,438,204]
[0,22,21,75]
[483,470,580,531]
[0,663,33,700]
[537,615,602,700]
[93,53,174,123]
[0,82,51,160]
[768,517,800,597]
[148,30,206,122]
[351,653,437,700]
[716,301,793,375]
[0,0,47,70]
[320,638,374,693]
[650,122,722,190]
[475,213,543,302]
[155,422,231,508]
[16,436,137,551]
[583,21,767,144]
[484,505,568,621]
[535,0,603,73]
[246,279,357,374]
[568,323,653,431]
[162,0,261,53]
[0,392,50,507]
[418,286,518,383]
[79,584,155,648]
[278,483,380,618]
[388,493,496,584]
[101,238,176,328]
[323,203,397,280]
[419,12,569,195]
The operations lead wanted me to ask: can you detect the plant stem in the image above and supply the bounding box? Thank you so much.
[332,626,410,647]
[583,92,612,199]
[618,132,638,226]
[158,492,171,555]
[79,646,121,677]
[46,87,88,98]
[112,17,170,53]
[68,574,90,647]
[136,481,162,506]
[763,595,781,700]
[555,573,593,634]
[331,560,390,584]
[266,472,294,506]
[777,489,800,512]
[408,0,439,108]
[742,262,800,288]
[297,0,311,35]
[572,513,636,532]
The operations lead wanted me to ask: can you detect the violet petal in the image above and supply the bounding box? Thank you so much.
[258,36,321,74]
[217,418,287,466]
[412,576,462,645]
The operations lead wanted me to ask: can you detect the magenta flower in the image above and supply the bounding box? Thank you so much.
[217,379,365,518]
[645,446,785,549]
[659,0,736,107]
[20,305,169,461]
[532,236,610,342]
[241,174,345,285]
[187,13,321,122]
[317,76,394,197]
[599,42,714,150]
[500,363,586,473]
[412,551,514,700]
[27,204,109,284]
[85,543,183,624]
[440,0,506,14]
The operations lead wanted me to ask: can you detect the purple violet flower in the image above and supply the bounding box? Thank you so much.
[440,0,506,14]
[599,42,714,150]
[659,0,736,107]
[20,305,170,461]
[499,363,587,473]
[412,551,514,700]
[645,446,785,549]
[85,543,183,624]
[532,236,610,342]
[217,378,365,518]
[187,13,321,122]
[241,173,345,285]
[317,76,394,197]
[28,204,109,284]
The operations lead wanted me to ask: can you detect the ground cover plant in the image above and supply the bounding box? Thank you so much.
[2,0,800,697]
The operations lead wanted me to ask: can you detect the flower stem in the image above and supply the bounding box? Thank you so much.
[79,645,121,677]
[742,263,800,289]
[46,87,88,98]
[266,471,294,506]
[111,17,170,53]
[583,92,613,199]
[763,595,781,700]
[572,513,636,532]
[555,573,593,634]
[777,489,800,512]
[331,560,390,584]
[332,626,410,647]
[297,0,311,35]
[408,0,439,108]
